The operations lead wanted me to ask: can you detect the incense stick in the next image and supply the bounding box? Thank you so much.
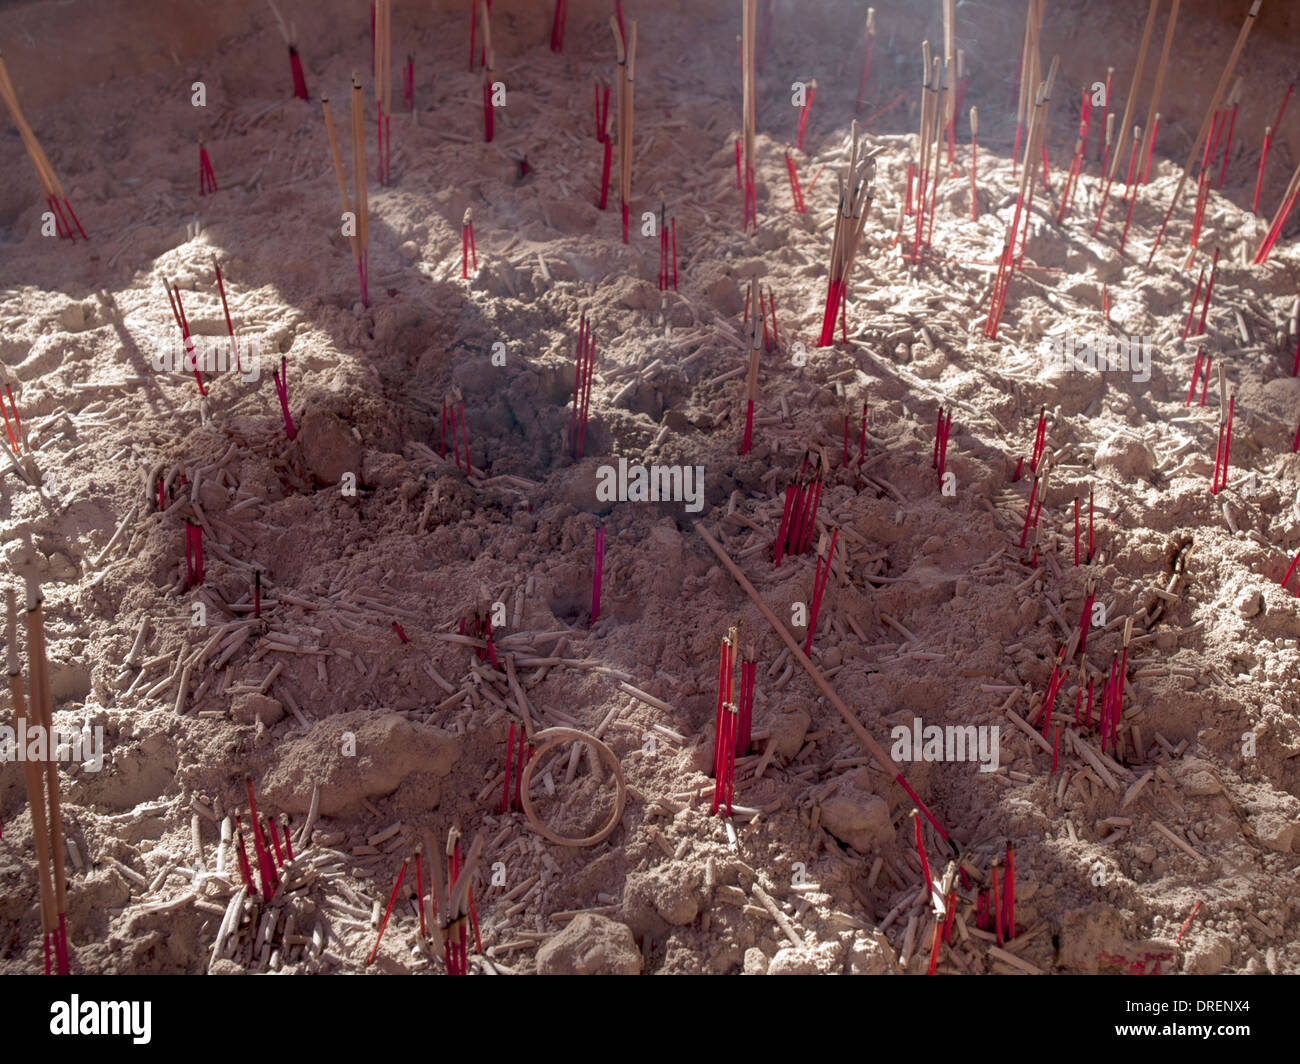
[320,93,365,305]
[1147,1,1262,265]
[350,74,370,305]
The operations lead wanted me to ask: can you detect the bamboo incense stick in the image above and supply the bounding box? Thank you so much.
[350,74,370,306]
[1137,0,1180,188]
[0,52,87,240]
[741,279,761,454]
[7,589,58,972]
[320,93,365,305]
[1147,0,1262,265]
[23,573,69,974]
[741,0,757,231]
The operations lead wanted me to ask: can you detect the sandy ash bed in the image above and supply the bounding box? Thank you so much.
[0,0,1299,975]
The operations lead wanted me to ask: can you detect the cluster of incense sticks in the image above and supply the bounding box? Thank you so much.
[440,831,483,975]
[0,53,87,240]
[784,148,806,213]
[184,522,205,588]
[591,525,604,623]
[1011,0,1045,180]
[7,583,71,974]
[198,139,219,195]
[500,722,534,813]
[819,125,874,346]
[234,777,292,901]
[268,1,309,100]
[986,54,1059,338]
[374,0,393,184]
[441,387,472,475]
[461,208,477,278]
[550,0,568,52]
[319,81,369,306]
[773,450,825,566]
[932,406,953,483]
[1210,365,1235,494]
[479,1,495,142]
[740,279,763,454]
[608,15,639,241]
[1252,82,1292,213]
[271,356,296,440]
[570,314,596,460]
[164,280,206,396]
[656,204,677,291]
[1147,1,1260,266]
[460,608,499,668]
[805,529,839,656]
[711,628,739,817]
[1252,160,1300,265]
[741,281,780,353]
[910,38,952,264]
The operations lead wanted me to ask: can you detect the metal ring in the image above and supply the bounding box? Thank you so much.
[518,727,626,847]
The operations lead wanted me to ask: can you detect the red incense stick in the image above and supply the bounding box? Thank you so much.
[268,818,284,866]
[591,525,604,623]
[1181,267,1205,340]
[599,115,613,208]
[804,529,838,656]
[550,0,567,52]
[795,79,815,151]
[234,818,256,895]
[366,860,407,965]
[198,139,218,195]
[911,811,932,905]
[272,357,297,440]
[785,149,806,213]
[213,260,241,373]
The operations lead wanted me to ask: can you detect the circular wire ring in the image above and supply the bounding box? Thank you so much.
[518,727,627,847]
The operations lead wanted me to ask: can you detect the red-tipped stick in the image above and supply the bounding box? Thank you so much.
[268,818,284,866]
[735,655,755,756]
[214,261,241,373]
[1118,126,1143,254]
[392,620,408,643]
[234,818,256,894]
[1176,900,1202,943]
[671,218,678,290]
[1182,268,1205,340]
[366,860,407,965]
[804,528,838,656]
[1218,103,1238,187]
[735,138,742,190]
[461,211,477,277]
[550,0,567,52]
[911,812,932,902]
[1253,125,1275,216]
[766,289,778,351]
[272,357,297,440]
[1019,475,1039,548]
[1074,497,1080,566]
[785,150,806,213]
[1253,164,1300,264]
[1012,456,1024,482]
[970,107,979,221]
[937,411,952,481]
[1221,393,1235,490]
[599,124,613,209]
[1186,350,1205,406]
[199,141,218,195]
[796,80,816,150]
[167,283,207,397]
[1200,355,1213,406]
[1281,549,1300,590]
[773,484,798,568]
[591,525,604,623]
